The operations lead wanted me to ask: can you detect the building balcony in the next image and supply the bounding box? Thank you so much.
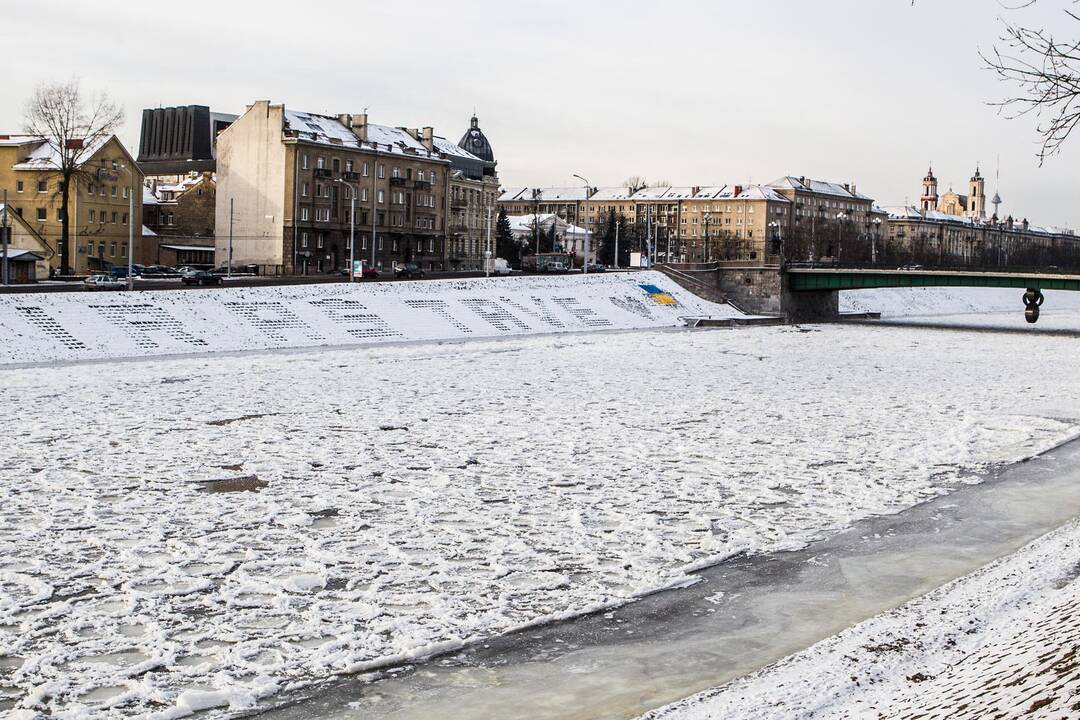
[313,168,332,178]
[450,223,469,233]
[415,180,432,191]
[343,171,361,181]
[389,177,408,187]
[450,198,468,209]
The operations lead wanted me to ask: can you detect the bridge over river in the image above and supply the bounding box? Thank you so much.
[658,262,1080,323]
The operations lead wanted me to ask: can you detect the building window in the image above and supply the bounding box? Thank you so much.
[417,170,425,182]
[100,212,106,224]
[362,234,367,250]
[37,180,47,192]
[122,186,129,199]
[122,212,128,225]
[110,242,116,257]
[301,182,309,197]
[302,154,309,170]
[301,206,310,221]
[112,212,118,223]
[36,208,46,221]
[345,159,353,173]
[361,187,368,202]
[100,185,106,197]
[377,189,385,203]
[15,180,23,193]
[56,209,63,221]
[121,243,127,257]
[87,243,94,256]
[89,209,96,223]
[431,171,436,185]
[332,158,340,173]
[317,156,325,169]
[378,236,383,250]
[317,234,325,249]
[392,166,400,179]
[362,161,369,176]
[377,163,385,179]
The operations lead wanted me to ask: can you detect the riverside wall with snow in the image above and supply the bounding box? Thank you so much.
[0,272,735,365]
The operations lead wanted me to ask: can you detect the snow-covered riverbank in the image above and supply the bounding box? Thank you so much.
[2,295,1080,717]
[0,272,733,365]
[643,517,1080,720]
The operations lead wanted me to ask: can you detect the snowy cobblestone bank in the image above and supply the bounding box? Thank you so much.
[0,272,734,365]
[643,518,1080,720]
[2,312,1080,718]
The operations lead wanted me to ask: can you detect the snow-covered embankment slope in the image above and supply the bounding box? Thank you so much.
[0,271,737,365]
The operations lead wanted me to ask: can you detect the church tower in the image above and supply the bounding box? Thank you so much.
[920,166,939,213]
[968,166,986,219]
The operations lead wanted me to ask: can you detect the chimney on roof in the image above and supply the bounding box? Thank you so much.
[421,126,434,151]
[1022,218,1029,232]
[850,182,857,196]
[734,185,743,196]
[351,114,370,142]
[691,186,700,196]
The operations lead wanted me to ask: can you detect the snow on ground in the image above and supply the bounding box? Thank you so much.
[841,285,1080,319]
[2,293,1080,717]
[0,272,736,365]
[642,518,1080,720]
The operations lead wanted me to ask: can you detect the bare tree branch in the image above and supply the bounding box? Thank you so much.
[982,1,1080,164]
[22,79,123,273]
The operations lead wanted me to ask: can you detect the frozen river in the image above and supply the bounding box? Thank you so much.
[258,436,1080,719]
[2,306,1080,718]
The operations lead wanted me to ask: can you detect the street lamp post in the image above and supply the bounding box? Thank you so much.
[768,221,783,262]
[335,179,357,282]
[703,212,711,263]
[118,163,137,291]
[572,174,591,273]
[871,217,882,265]
[836,212,848,263]
[485,207,492,277]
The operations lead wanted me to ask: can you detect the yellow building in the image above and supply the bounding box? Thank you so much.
[0,202,55,282]
[0,134,144,274]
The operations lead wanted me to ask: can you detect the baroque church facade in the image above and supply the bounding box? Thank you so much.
[919,166,990,219]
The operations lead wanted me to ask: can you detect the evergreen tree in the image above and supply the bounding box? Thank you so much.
[494,207,519,265]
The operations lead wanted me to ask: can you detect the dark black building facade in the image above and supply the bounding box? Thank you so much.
[137,105,236,176]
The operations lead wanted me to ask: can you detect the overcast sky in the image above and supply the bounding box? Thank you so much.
[2,0,1077,226]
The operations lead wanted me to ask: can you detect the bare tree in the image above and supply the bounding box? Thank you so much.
[983,1,1080,164]
[24,79,124,273]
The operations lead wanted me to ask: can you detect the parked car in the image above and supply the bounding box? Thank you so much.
[177,266,205,275]
[586,263,607,273]
[395,262,425,279]
[141,265,177,276]
[340,266,381,279]
[492,258,513,276]
[181,270,223,286]
[110,264,144,278]
[542,260,569,274]
[83,274,126,291]
[898,264,924,271]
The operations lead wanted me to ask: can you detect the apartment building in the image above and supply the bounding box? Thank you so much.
[0,134,144,274]
[437,115,500,271]
[216,101,457,275]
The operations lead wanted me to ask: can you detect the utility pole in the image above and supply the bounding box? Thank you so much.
[485,207,492,277]
[573,174,591,273]
[127,175,135,291]
[2,189,8,286]
[228,198,234,280]
[613,215,619,269]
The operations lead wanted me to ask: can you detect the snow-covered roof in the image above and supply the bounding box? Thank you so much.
[160,243,215,252]
[142,187,160,205]
[589,187,635,201]
[659,187,696,200]
[0,248,44,262]
[282,110,445,161]
[768,176,873,201]
[432,135,481,162]
[11,134,113,172]
[142,225,158,237]
[693,186,729,199]
[499,187,531,202]
[532,187,590,201]
[728,185,790,202]
[630,186,672,200]
[506,213,591,235]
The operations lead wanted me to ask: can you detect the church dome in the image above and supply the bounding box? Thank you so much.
[458,115,494,163]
